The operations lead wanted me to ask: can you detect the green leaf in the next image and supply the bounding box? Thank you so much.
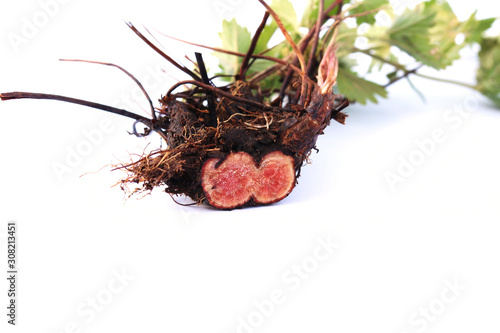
[422,0,493,69]
[252,42,292,91]
[362,25,397,72]
[477,37,500,107]
[335,22,359,58]
[423,0,461,68]
[460,11,495,45]
[216,19,252,78]
[270,0,299,34]
[386,70,398,80]
[216,18,285,86]
[366,1,495,70]
[301,0,348,28]
[255,20,278,54]
[347,0,388,25]
[387,4,441,68]
[337,63,388,104]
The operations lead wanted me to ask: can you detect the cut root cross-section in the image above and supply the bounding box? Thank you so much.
[201,151,296,209]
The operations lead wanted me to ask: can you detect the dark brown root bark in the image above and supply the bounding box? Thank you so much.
[115,78,348,208]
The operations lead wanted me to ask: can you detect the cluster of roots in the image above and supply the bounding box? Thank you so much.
[0,1,351,209]
[113,3,354,208]
[118,77,348,207]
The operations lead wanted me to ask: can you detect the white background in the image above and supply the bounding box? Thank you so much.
[1,0,499,332]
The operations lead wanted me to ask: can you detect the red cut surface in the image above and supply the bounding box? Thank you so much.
[201,151,295,209]
[253,151,295,204]
[201,152,256,209]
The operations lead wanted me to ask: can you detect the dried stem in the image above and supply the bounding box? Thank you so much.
[126,22,201,82]
[256,1,305,72]
[306,0,324,78]
[195,52,218,127]
[166,80,290,112]
[239,11,270,80]
[0,92,169,142]
[158,32,303,76]
[279,0,343,99]
[256,0,309,105]
[59,58,156,120]
[384,66,422,88]
[355,47,478,90]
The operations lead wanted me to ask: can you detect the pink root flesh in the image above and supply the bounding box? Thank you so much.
[201,151,295,209]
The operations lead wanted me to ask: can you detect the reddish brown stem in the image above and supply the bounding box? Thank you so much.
[160,32,303,76]
[166,80,289,113]
[279,0,343,99]
[126,22,201,82]
[306,0,324,78]
[0,92,168,142]
[59,58,157,121]
[336,1,344,14]
[256,0,309,105]
[239,11,270,80]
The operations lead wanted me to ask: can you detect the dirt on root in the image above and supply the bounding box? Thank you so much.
[117,80,348,205]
